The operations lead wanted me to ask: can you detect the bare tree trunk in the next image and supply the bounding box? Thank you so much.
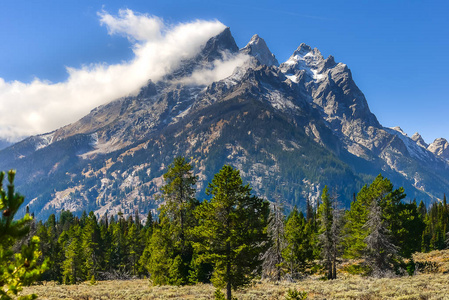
[227,240,232,300]
[332,259,337,279]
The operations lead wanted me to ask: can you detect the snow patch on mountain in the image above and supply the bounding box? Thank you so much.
[279,43,327,83]
[35,132,55,150]
[386,127,433,162]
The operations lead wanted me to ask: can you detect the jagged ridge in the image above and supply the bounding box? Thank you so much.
[1,27,448,220]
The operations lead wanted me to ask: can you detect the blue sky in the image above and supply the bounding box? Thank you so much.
[0,0,448,143]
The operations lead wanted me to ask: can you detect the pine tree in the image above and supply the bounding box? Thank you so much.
[317,187,343,279]
[363,197,397,277]
[81,211,101,280]
[109,214,129,276]
[138,214,154,276]
[147,157,198,285]
[160,156,198,252]
[127,222,140,275]
[344,174,405,259]
[393,201,425,257]
[262,200,286,281]
[99,213,112,276]
[306,196,314,223]
[0,170,47,299]
[282,207,315,279]
[60,224,83,284]
[193,165,269,300]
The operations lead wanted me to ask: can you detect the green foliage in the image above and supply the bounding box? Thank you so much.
[282,208,315,278]
[341,263,370,275]
[393,202,425,257]
[317,186,338,279]
[146,157,199,286]
[0,170,47,300]
[193,165,269,300]
[214,288,226,300]
[405,259,415,276]
[285,288,308,300]
[89,275,97,285]
[421,199,449,252]
[343,174,406,259]
[8,155,447,289]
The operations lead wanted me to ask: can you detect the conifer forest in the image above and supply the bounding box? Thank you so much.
[2,157,449,299]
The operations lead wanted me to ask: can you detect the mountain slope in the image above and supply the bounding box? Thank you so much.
[1,28,448,220]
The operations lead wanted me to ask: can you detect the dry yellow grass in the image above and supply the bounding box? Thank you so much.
[22,250,449,300]
[413,249,449,274]
[22,273,449,300]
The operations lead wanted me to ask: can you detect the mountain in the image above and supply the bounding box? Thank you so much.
[1,27,448,220]
[428,138,449,161]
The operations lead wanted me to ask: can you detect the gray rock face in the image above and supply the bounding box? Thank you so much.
[428,138,449,160]
[241,34,279,67]
[411,132,428,148]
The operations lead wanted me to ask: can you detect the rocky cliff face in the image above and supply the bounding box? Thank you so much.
[1,28,448,220]
[428,138,449,161]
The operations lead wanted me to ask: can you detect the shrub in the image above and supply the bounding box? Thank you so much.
[285,288,308,300]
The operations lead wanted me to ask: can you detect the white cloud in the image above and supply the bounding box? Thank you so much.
[179,52,250,86]
[98,9,164,42]
[0,9,225,141]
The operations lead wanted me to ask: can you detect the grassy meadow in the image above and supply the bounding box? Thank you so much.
[22,250,449,300]
[22,273,449,299]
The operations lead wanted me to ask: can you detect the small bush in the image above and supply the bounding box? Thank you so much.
[406,260,415,276]
[342,264,370,275]
[415,261,439,273]
[214,288,226,300]
[285,288,308,300]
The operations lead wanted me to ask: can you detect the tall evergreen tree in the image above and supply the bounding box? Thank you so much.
[60,225,83,284]
[81,211,101,280]
[344,174,405,259]
[193,165,269,300]
[317,187,344,280]
[147,157,198,285]
[262,200,286,281]
[282,207,315,279]
[363,197,397,277]
[160,156,199,251]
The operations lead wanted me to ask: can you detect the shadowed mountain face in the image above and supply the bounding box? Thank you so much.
[1,28,448,220]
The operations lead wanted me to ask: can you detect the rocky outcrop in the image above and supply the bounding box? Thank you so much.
[428,138,449,161]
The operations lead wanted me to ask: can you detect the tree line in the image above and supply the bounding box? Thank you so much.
[20,157,449,299]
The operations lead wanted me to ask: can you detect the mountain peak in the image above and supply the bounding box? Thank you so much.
[199,27,239,62]
[169,27,239,79]
[391,126,407,136]
[282,43,324,72]
[241,34,279,67]
[428,138,449,160]
[296,43,312,54]
[411,132,428,148]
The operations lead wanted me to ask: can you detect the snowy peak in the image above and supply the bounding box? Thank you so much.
[285,43,324,70]
[241,34,279,67]
[411,132,428,148]
[279,43,328,82]
[428,138,449,160]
